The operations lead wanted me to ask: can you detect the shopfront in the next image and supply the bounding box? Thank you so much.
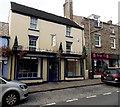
[0,36,10,77]
[92,53,119,77]
[9,50,85,84]
[63,54,85,80]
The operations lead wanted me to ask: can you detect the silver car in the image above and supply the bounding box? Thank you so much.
[0,76,28,106]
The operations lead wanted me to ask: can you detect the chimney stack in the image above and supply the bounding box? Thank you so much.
[107,20,112,24]
[63,0,73,20]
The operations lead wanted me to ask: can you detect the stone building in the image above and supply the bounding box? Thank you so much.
[0,22,10,77]
[63,0,120,78]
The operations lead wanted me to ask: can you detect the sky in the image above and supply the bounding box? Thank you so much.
[0,0,120,24]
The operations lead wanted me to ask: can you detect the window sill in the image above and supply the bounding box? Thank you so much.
[111,47,116,50]
[110,32,115,35]
[94,26,101,28]
[65,76,84,78]
[95,45,101,48]
[17,77,42,80]
[66,35,73,38]
[28,28,40,32]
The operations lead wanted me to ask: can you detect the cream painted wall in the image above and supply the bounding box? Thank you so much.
[11,55,15,80]
[9,11,84,54]
[38,19,66,51]
[9,12,29,49]
[38,19,83,54]
[43,58,47,81]
[61,59,64,80]
[8,56,12,79]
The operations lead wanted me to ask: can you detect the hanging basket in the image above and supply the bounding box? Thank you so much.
[0,46,12,57]
[18,50,27,59]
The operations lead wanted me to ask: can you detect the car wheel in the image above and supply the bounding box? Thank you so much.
[3,91,20,106]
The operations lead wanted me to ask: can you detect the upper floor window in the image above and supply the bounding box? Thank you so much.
[93,15,100,27]
[30,17,38,29]
[95,34,101,47]
[110,38,116,49]
[66,26,71,36]
[29,35,38,51]
[66,41,72,53]
[110,27,115,34]
[94,18,100,27]
[51,35,56,46]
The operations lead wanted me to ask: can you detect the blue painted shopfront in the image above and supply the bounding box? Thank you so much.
[0,37,9,77]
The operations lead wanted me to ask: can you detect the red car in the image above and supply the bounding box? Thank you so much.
[101,67,120,84]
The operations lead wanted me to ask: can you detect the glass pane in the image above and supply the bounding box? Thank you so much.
[66,59,80,77]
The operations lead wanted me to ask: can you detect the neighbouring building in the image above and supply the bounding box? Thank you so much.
[64,0,120,78]
[0,22,10,77]
[8,2,86,84]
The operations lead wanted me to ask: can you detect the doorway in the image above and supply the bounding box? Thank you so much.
[48,58,59,82]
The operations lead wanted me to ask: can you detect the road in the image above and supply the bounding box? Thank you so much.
[56,91,119,105]
[18,84,120,107]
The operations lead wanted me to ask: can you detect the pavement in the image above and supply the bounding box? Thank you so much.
[28,79,103,94]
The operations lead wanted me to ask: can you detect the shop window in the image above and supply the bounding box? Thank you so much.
[18,58,42,78]
[109,60,118,67]
[0,37,9,47]
[93,60,108,74]
[30,17,38,29]
[66,59,80,77]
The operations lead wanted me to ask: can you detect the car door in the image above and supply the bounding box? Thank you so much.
[106,70,115,81]
[0,78,7,105]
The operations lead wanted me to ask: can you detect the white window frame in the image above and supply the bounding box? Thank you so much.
[110,38,116,49]
[66,26,71,36]
[66,42,72,53]
[51,35,56,46]
[95,34,101,47]
[111,27,115,34]
[29,37,38,51]
[30,17,38,29]
[94,18,100,27]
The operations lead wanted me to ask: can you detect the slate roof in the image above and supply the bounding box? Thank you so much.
[11,2,83,30]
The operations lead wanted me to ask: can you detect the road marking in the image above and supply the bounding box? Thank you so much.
[103,92,112,95]
[117,91,120,93]
[66,98,78,102]
[46,102,56,106]
[86,95,96,99]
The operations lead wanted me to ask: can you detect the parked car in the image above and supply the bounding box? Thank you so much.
[0,76,28,106]
[101,67,120,84]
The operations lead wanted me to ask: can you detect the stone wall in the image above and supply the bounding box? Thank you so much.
[0,22,9,36]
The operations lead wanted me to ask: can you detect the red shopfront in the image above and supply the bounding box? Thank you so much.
[92,53,109,75]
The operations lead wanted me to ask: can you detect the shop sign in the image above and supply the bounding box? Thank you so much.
[93,53,109,59]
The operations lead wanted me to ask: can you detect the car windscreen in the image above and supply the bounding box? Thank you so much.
[109,69,120,74]
[1,76,11,81]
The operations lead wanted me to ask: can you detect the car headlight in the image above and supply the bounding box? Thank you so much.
[19,85,27,89]
[115,78,118,81]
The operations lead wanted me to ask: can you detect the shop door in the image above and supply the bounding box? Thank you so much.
[49,59,59,82]
[2,62,8,78]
